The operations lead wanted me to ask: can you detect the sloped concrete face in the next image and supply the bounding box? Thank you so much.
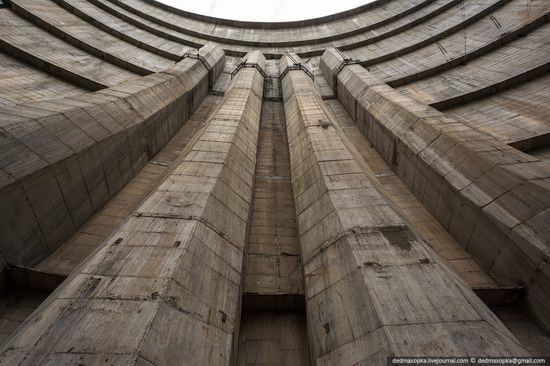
[0,51,265,365]
[0,45,224,269]
[280,53,528,363]
[321,47,550,334]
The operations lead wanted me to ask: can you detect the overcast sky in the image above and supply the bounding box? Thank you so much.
[157,0,374,22]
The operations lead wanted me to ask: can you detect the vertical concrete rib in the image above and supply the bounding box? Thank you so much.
[0,51,266,365]
[280,53,528,364]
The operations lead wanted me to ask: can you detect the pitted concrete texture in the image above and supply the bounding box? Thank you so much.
[321,47,550,333]
[281,53,528,363]
[0,50,265,365]
[0,45,223,270]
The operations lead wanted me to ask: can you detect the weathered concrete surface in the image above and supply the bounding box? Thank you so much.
[321,47,550,333]
[446,73,550,152]
[0,45,223,270]
[55,0,189,61]
[89,0,439,56]
[0,50,265,365]
[323,98,496,289]
[0,0,549,358]
[396,22,550,109]
[35,95,223,276]
[0,94,226,355]
[10,0,175,74]
[244,100,303,297]
[237,310,310,366]
[236,59,309,365]
[282,53,528,364]
[366,0,550,85]
[0,50,87,107]
[0,9,138,89]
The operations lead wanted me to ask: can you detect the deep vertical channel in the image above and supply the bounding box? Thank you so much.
[237,62,310,364]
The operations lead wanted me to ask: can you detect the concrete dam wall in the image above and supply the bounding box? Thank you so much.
[0,0,549,364]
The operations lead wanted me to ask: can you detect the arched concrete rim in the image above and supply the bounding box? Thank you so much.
[142,0,387,29]
[105,0,442,50]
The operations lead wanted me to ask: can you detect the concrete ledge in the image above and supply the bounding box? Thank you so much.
[10,0,159,76]
[90,0,460,58]
[106,0,432,47]
[0,37,108,91]
[0,45,224,269]
[359,0,511,67]
[52,0,185,61]
[88,0,204,51]
[141,0,392,29]
[321,47,550,333]
[281,53,527,362]
[0,51,266,365]
[0,11,139,89]
[386,11,550,88]
[429,61,550,110]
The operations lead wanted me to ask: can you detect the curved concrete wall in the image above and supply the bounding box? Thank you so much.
[0,0,549,361]
[0,45,224,268]
[321,47,550,333]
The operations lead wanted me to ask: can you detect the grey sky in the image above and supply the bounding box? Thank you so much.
[157,0,374,22]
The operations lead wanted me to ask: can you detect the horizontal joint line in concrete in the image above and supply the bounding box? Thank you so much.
[133,212,244,252]
[58,291,235,334]
[314,318,519,361]
[303,224,409,266]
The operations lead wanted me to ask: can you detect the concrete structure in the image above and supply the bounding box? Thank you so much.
[0,0,549,364]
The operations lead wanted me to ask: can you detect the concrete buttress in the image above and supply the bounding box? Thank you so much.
[0,50,266,366]
[280,52,528,364]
